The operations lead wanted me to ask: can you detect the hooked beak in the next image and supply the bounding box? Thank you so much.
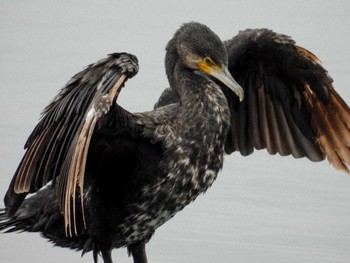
[210,67,244,102]
[198,62,244,101]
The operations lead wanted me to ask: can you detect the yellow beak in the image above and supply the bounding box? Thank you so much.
[198,62,244,102]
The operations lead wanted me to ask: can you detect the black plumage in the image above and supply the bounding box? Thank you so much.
[1,22,350,263]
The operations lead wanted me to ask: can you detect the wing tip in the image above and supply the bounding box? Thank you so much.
[308,85,350,175]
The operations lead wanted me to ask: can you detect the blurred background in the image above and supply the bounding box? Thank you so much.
[1,1,350,262]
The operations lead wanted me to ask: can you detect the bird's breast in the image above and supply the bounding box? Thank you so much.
[115,83,231,245]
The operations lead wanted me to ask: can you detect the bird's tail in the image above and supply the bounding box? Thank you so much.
[0,207,35,233]
[0,208,6,228]
[1,188,59,234]
[0,208,17,233]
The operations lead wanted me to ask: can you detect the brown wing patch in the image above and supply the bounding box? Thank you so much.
[14,126,54,193]
[303,84,350,173]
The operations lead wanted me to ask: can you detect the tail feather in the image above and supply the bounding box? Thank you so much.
[0,208,17,233]
[1,188,93,256]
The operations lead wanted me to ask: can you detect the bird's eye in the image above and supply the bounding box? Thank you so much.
[203,56,214,65]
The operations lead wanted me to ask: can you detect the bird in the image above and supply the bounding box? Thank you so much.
[1,21,350,263]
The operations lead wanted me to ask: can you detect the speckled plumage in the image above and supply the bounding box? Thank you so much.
[119,73,231,245]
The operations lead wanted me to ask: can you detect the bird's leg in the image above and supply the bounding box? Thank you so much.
[101,249,113,263]
[128,242,148,263]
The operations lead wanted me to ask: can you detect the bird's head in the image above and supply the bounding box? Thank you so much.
[167,22,244,101]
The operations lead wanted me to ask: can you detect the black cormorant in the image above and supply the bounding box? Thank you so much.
[1,22,350,263]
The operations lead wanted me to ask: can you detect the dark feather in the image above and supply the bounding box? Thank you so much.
[222,28,350,170]
[4,53,139,231]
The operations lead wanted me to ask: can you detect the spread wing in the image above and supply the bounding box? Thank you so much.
[222,29,350,172]
[4,53,139,234]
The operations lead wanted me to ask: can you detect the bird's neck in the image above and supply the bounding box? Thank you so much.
[161,68,231,197]
[176,68,231,134]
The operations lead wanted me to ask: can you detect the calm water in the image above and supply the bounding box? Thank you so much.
[1,1,350,262]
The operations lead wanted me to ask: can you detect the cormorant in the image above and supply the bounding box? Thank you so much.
[1,22,350,263]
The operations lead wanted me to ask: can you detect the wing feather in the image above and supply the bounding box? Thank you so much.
[247,75,262,150]
[265,92,280,154]
[237,90,253,155]
[304,84,350,171]
[258,83,274,154]
[4,53,139,235]
[274,101,296,156]
[224,28,349,172]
